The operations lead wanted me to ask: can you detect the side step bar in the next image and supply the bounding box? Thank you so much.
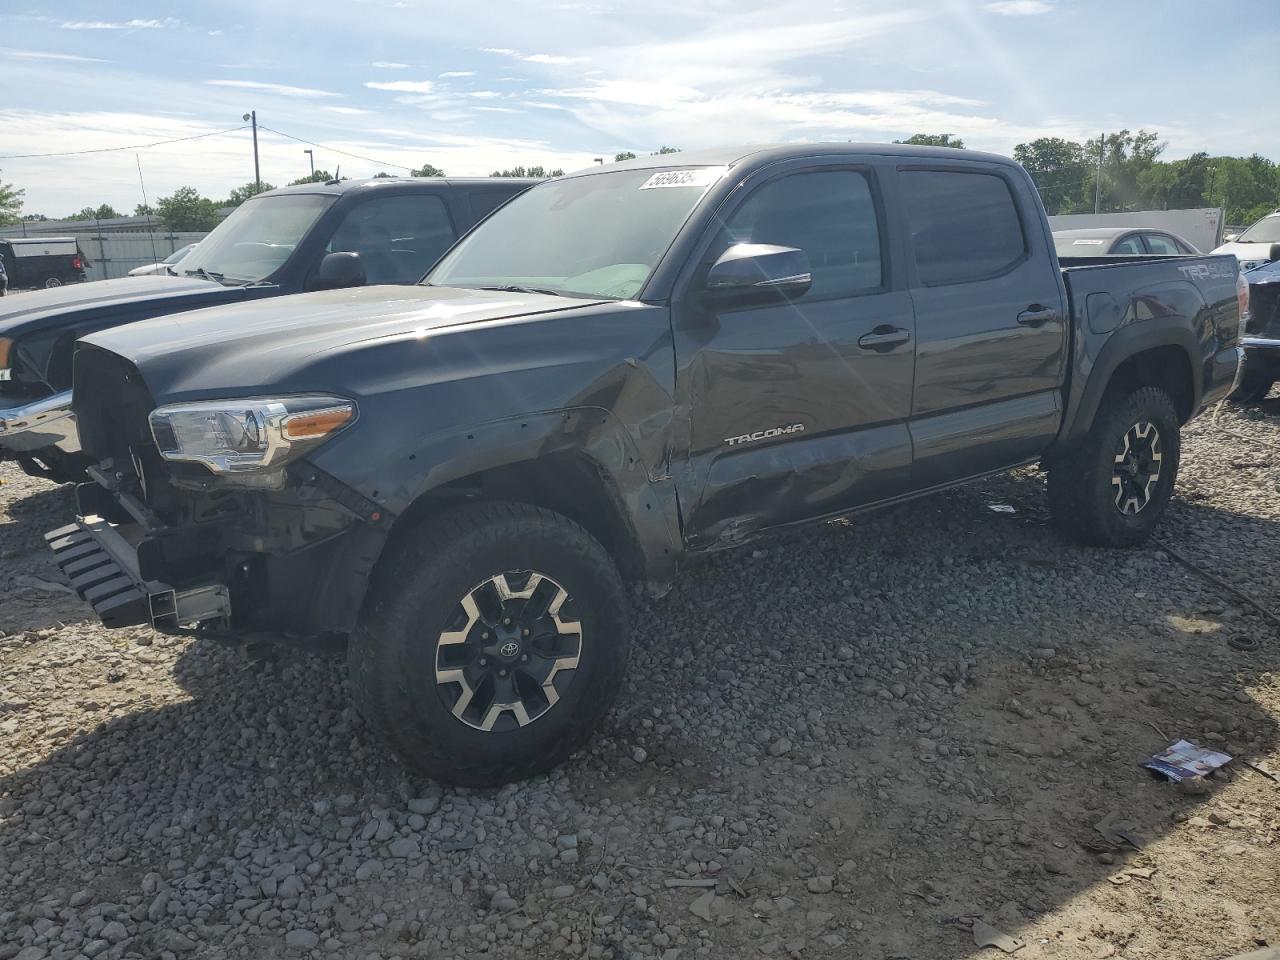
[45,517,230,631]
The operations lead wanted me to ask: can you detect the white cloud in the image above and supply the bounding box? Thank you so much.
[371,61,408,69]
[439,70,475,78]
[325,106,373,115]
[482,47,588,65]
[207,79,341,98]
[983,0,1053,14]
[365,79,435,93]
[61,18,177,30]
[0,47,110,63]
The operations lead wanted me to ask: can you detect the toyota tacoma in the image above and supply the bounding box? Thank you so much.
[47,144,1245,785]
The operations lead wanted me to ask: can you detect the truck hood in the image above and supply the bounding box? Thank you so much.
[1211,240,1280,271]
[0,274,223,338]
[83,284,611,402]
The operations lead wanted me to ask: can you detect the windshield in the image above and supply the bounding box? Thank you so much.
[427,167,721,300]
[1237,215,1280,244]
[162,243,195,265]
[178,193,333,283]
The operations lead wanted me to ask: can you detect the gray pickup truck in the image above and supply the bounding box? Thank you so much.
[48,144,1244,785]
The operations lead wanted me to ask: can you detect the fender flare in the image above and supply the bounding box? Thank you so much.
[1056,321,1202,449]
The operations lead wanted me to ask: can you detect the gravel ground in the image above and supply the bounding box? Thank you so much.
[2,401,1279,960]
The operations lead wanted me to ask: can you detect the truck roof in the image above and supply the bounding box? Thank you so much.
[567,142,1022,178]
[1,236,79,245]
[265,176,541,197]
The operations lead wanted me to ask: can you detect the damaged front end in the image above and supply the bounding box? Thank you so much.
[47,347,388,635]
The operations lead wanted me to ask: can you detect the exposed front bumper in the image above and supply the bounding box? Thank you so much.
[0,390,80,454]
[45,517,230,630]
[1242,338,1280,379]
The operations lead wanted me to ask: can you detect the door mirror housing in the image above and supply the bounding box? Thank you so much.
[1269,243,1280,264]
[314,252,366,290]
[1222,233,1238,243]
[703,243,811,305]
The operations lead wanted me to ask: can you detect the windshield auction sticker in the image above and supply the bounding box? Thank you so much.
[639,167,726,189]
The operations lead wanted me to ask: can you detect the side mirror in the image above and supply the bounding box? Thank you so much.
[1269,243,1280,264]
[703,243,811,305]
[1222,233,1239,243]
[314,252,365,290]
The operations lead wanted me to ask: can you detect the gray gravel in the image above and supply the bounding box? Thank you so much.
[2,400,1279,959]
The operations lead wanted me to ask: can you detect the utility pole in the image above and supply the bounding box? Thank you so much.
[304,149,314,177]
[243,111,261,192]
[1094,131,1104,214]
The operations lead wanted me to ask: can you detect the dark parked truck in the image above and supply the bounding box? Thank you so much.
[47,144,1244,785]
[1232,258,1280,402]
[0,177,533,480]
[0,237,88,290]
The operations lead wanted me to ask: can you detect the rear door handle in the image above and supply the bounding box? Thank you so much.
[1017,305,1057,327]
[857,326,911,351]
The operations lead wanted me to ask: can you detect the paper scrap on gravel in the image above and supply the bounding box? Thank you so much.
[1144,740,1232,782]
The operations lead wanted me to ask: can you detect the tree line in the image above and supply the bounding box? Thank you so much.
[896,131,1278,225]
[8,134,1272,232]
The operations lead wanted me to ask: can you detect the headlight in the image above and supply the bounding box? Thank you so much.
[148,395,355,485]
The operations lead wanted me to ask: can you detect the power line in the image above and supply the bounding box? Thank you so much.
[0,124,250,160]
[256,124,415,172]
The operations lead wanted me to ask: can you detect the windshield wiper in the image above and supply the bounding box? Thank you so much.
[473,283,564,297]
[184,267,225,283]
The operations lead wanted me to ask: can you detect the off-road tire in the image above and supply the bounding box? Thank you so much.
[1229,372,1274,404]
[1047,386,1180,547]
[349,501,630,787]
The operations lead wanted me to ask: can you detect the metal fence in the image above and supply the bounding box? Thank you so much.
[77,232,209,281]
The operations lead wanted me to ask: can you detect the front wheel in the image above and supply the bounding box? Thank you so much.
[1047,386,1181,547]
[349,501,631,786]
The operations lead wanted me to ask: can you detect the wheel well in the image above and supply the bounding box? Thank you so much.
[390,454,645,581]
[1102,345,1195,423]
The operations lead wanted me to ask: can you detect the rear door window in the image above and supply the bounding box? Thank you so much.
[1112,235,1145,254]
[900,169,1026,285]
[326,195,456,283]
[1143,233,1181,255]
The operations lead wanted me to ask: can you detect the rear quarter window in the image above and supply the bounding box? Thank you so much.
[900,169,1027,285]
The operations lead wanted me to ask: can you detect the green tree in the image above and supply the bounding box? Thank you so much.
[0,174,23,225]
[411,163,445,177]
[288,170,334,186]
[21,212,48,222]
[894,133,965,149]
[1081,129,1164,212]
[614,151,637,162]
[653,146,680,155]
[66,203,122,221]
[155,187,221,231]
[134,203,154,217]
[225,181,276,206]
[372,172,395,179]
[1013,138,1091,215]
[489,165,564,178]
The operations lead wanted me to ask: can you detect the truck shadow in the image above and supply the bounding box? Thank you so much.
[1,473,1277,957]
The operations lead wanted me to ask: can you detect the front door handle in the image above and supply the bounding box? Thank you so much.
[1017,304,1057,327]
[857,326,910,351]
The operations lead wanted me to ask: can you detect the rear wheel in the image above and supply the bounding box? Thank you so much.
[1230,372,1274,403]
[42,276,63,289]
[349,501,630,786]
[1047,386,1180,547]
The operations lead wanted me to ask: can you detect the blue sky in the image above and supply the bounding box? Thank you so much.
[2,0,1277,216]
